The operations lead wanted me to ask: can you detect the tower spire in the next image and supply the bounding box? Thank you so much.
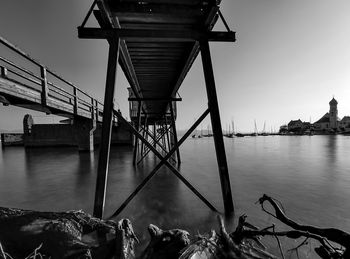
[329,96,338,130]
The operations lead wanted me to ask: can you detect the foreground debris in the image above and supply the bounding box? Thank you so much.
[0,194,349,258]
[0,208,137,259]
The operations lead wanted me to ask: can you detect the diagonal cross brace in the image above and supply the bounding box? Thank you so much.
[140,124,172,152]
[137,124,175,164]
[109,108,216,218]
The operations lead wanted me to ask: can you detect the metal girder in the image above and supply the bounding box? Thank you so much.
[200,40,234,215]
[78,27,236,42]
[139,125,175,157]
[169,103,181,164]
[132,101,142,165]
[93,40,120,219]
[137,124,175,165]
[109,108,216,218]
[128,97,182,101]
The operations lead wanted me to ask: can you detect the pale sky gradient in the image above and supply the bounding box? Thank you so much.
[1,1,350,132]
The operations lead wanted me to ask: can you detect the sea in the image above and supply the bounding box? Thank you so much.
[1,135,350,257]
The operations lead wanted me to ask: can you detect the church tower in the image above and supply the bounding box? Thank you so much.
[329,97,338,129]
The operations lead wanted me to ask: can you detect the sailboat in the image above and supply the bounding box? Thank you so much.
[261,121,268,136]
[191,118,198,138]
[226,119,235,138]
[250,120,258,136]
[226,123,234,138]
[198,125,203,138]
[232,119,235,136]
[233,119,244,137]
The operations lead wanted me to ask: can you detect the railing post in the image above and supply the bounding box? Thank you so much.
[200,40,234,215]
[73,88,78,115]
[0,66,8,78]
[91,97,95,120]
[95,100,99,122]
[40,66,48,106]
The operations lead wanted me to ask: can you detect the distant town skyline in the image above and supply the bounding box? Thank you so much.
[1,0,350,133]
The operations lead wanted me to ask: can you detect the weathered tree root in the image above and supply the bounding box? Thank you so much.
[1,194,349,258]
[255,194,349,258]
[0,207,137,259]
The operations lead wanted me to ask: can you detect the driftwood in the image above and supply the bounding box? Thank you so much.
[0,207,137,259]
[142,194,349,258]
[255,194,349,258]
[1,194,349,258]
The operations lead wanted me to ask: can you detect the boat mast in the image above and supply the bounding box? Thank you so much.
[232,118,235,134]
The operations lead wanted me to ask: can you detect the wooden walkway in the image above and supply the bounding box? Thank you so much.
[0,36,117,122]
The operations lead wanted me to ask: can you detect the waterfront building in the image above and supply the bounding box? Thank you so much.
[313,97,339,131]
[329,97,338,129]
[282,97,350,134]
[279,125,288,134]
[313,113,332,131]
[287,119,303,132]
[339,116,350,130]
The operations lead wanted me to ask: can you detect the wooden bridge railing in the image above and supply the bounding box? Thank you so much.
[0,36,112,122]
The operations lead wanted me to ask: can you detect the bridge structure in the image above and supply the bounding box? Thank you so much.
[0,36,120,151]
[79,0,236,218]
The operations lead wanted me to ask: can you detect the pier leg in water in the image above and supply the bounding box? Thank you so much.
[110,109,217,218]
[132,101,142,165]
[170,102,181,164]
[73,117,96,152]
[200,40,234,215]
[93,39,120,219]
[153,122,157,148]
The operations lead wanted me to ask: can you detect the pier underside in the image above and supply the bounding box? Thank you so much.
[79,0,236,218]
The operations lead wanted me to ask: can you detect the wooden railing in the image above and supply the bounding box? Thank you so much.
[0,36,112,122]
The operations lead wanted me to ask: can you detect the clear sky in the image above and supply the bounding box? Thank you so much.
[1,0,350,132]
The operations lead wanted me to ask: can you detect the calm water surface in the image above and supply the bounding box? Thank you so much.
[1,135,350,256]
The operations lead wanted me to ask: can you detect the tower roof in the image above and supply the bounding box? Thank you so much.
[329,97,338,105]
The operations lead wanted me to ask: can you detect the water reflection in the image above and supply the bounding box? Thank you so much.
[1,136,350,256]
[325,135,338,165]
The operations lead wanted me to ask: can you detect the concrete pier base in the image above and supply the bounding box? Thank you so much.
[22,114,132,150]
[74,117,96,152]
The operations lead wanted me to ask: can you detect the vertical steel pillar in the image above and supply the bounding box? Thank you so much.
[164,116,171,154]
[170,103,181,164]
[200,40,234,214]
[93,40,120,218]
[161,123,166,151]
[153,122,157,148]
[132,101,142,165]
[140,115,148,157]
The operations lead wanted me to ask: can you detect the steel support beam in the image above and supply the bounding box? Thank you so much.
[109,109,215,218]
[153,123,157,148]
[128,97,182,101]
[132,101,142,165]
[78,27,236,42]
[138,124,174,160]
[170,103,181,164]
[164,116,171,155]
[140,115,148,158]
[93,39,120,219]
[200,40,234,215]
